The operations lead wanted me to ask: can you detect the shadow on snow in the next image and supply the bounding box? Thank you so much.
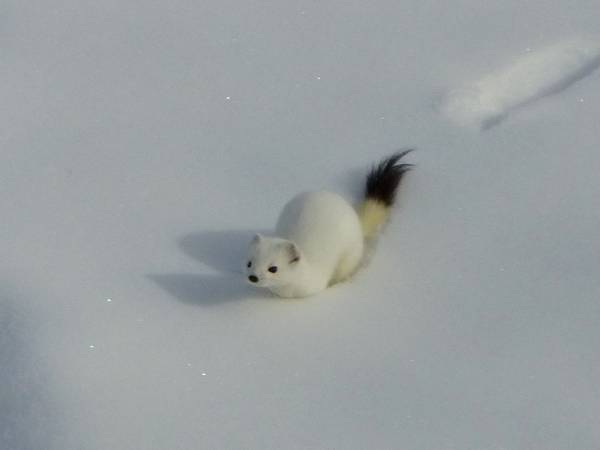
[148,229,273,306]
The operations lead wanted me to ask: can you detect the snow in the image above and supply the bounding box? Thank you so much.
[439,37,600,128]
[2,1,600,449]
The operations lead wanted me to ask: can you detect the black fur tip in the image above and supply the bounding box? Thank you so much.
[365,150,414,206]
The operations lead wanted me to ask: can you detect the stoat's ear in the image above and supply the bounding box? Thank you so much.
[251,233,263,245]
[286,241,301,264]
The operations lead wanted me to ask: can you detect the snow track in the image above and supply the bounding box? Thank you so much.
[440,37,600,128]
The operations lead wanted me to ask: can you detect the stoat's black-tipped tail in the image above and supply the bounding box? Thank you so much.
[365,149,414,206]
[360,150,414,238]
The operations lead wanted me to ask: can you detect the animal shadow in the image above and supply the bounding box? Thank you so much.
[179,229,262,273]
[148,229,271,306]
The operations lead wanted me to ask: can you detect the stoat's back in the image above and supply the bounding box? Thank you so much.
[275,191,362,275]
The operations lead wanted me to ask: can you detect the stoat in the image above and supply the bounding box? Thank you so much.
[245,151,413,298]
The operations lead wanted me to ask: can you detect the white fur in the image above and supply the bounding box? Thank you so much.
[245,191,365,298]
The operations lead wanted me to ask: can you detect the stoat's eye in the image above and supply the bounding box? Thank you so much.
[268,266,278,273]
[247,261,252,268]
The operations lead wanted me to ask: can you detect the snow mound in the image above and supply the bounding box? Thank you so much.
[439,37,600,128]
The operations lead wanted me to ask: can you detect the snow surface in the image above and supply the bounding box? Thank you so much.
[2,1,600,449]
[439,37,600,129]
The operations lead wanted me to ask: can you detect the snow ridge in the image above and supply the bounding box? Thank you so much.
[440,37,600,128]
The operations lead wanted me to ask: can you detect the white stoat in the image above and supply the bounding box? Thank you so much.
[244,151,414,298]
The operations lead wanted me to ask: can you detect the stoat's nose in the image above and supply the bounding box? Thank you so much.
[248,275,258,283]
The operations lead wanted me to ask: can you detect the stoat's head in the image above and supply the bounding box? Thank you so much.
[245,234,302,288]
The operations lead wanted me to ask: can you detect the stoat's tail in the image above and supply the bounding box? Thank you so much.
[359,150,414,238]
